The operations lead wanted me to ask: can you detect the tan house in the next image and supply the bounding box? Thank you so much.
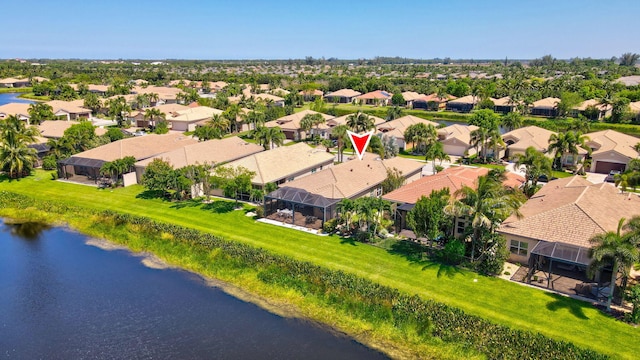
[324,88,362,103]
[224,142,335,188]
[133,136,264,183]
[400,91,426,107]
[38,120,107,139]
[376,115,439,150]
[585,130,640,173]
[318,113,386,139]
[253,93,285,107]
[299,89,324,101]
[412,93,456,111]
[572,99,612,120]
[437,124,479,156]
[165,106,223,132]
[0,103,31,122]
[493,96,519,114]
[58,133,198,184]
[264,156,424,227]
[45,100,92,121]
[445,95,478,113]
[501,126,556,159]
[0,77,30,88]
[498,176,640,270]
[129,103,189,127]
[264,110,334,140]
[356,90,393,106]
[132,86,183,105]
[530,97,560,117]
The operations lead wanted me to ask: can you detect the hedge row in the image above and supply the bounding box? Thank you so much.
[0,191,608,360]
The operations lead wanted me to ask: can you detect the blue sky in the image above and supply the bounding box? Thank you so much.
[1,0,638,60]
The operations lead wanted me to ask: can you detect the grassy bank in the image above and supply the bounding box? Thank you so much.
[17,92,49,101]
[0,171,638,359]
[0,87,32,94]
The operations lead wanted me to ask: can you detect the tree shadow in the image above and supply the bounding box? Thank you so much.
[387,240,427,263]
[201,201,236,214]
[136,190,169,200]
[339,236,358,246]
[421,262,466,279]
[544,292,590,320]
[170,198,203,209]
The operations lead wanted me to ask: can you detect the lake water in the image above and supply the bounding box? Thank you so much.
[0,220,388,359]
[0,92,35,105]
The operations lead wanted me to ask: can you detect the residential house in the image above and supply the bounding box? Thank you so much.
[133,136,264,183]
[413,93,456,111]
[445,95,478,113]
[383,166,524,235]
[498,177,640,275]
[0,103,31,122]
[253,93,285,107]
[530,97,560,117]
[45,100,92,121]
[38,120,107,139]
[165,106,223,132]
[130,103,189,128]
[132,86,183,105]
[319,113,386,138]
[0,77,30,88]
[224,142,335,188]
[356,90,393,106]
[299,89,324,101]
[437,124,479,156]
[376,115,439,150]
[585,129,640,173]
[501,126,556,159]
[571,99,612,120]
[58,133,198,184]
[265,156,424,228]
[615,75,640,87]
[400,91,425,108]
[493,96,518,114]
[323,88,362,103]
[631,101,640,123]
[264,110,334,140]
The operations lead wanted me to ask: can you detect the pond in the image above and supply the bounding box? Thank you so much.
[0,219,388,359]
[0,92,35,105]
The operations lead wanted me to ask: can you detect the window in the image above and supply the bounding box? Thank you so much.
[456,218,467,235]
[311,168,317,174]
[510,240,528,256]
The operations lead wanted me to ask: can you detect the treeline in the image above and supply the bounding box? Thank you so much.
[0,191,608,360]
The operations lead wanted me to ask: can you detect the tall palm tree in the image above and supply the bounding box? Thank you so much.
[514,146,553,197]
[208,114,230,133]
[445,174,524,262]
[0,115,38,179]
[224,104,242,133]
[547,131,589,170]
[144,108,166,129]
[424,142,450,174]
[588,218,640,312]
[346,112,374,133]
[501,112,523,132]
[469,127,490,161]
[254,126,285,150]
[331,124,349,162]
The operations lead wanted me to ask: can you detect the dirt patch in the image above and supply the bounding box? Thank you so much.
[85,238,128,251]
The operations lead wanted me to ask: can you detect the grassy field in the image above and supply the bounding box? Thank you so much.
[0,87,32,94]
[1,170,639,359]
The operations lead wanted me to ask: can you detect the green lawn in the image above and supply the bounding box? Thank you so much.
[1,170,639,359]
[0,87,32,94]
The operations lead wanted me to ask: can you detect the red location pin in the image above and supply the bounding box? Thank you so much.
[347,130,374,160]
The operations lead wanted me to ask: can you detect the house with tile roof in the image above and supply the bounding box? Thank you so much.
[498,176,640,268]
[437,124,479,157]
[133,136,264,183]
[572,99,612,120]
[265,156,424,228]
[264,110,334,140]
[383,166,524,234]
[584,129,640,173]
[0,77,30,88]
[492,96,519,114]
[502,126,556,159]
[0,103,31,122]
[356,90,393,106]
[223,142,335,188]
[445,95,478,113]
[45,100,92,121]
[323,88,362,103]
[412,93,456,111]
[400,91,425,107]
[376,115,439,150]
[38,120,107,139]
[165,106,223,132]
[58,133,198,184]
[530,97,560,117]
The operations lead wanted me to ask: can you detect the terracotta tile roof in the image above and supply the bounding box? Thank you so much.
[324,88,361,98]
[502,126,556,152]
[376,115,439,140]
[586,129,640,159]
[499,176,640,247]
[493,96,519,106]
[282,156,424,200]
[265,110,334,131]
[68,133,198,162]
[401,91,425,101]
[38,120,106,138]
[166,106,223,123]
[415,93,457,103]
[383,166,523,204]
[447,95,478,105]
[224,143,335,185]
[357,90,392,100]
[253,93,284,102]
[135,136,263,169]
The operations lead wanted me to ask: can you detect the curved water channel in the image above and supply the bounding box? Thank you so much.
[0,220,388,359]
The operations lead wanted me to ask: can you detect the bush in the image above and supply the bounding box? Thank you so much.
[41,155,58,170]
[254,206,264,219]
[440,239,465,265]
[475,234,510,276]
[322,218,337,233]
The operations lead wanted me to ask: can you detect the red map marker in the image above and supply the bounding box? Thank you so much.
[347,130,374,160]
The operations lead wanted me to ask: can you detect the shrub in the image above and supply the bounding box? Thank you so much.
[42,155,58,170]
[254,206,264,219]
[441,239,465,265]
[322,218,337,233]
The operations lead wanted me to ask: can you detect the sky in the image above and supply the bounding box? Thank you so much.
[1,0,638,60]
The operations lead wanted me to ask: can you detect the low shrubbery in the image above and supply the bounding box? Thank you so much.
[0,191,607,360]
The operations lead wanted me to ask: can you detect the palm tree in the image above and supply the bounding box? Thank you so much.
[514,146,553,197]
[346,112,374,133]
[27,103,55,125]
[469,127,490,162]
[386,106,403,121]
[588,218,640,312]
[254,126,285,150]
[547,131,589,170]
[300,113,325,142]
[331,124,349,162]
[501,112,523,132]
[144,108,166,129]
[0,115,38,179]
[424,142,450,174]
[445,174,524,262]
[208,114,230,133]
[404,123,437,154]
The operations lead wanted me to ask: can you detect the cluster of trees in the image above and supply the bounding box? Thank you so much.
[407,170,525,275]
[43,122,119,170]
[614,157,640,192]
[99,156,135,185]
[0,115,38,179]
[331,197,393,242]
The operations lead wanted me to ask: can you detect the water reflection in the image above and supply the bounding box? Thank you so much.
[4,221,50,240]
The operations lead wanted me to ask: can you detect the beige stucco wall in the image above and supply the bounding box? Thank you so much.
[500,233,540,265]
